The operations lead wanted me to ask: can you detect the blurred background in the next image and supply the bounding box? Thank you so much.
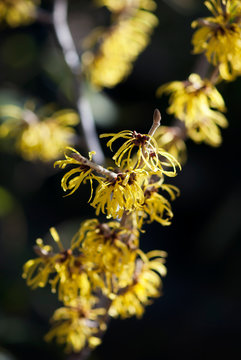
[0,0,241,359]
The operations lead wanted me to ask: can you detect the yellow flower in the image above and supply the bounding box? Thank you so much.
[23,219,139,302]
[91,170,145,219]
[70,218,101,250]
[108,250,167,318]
[22,228,64,290]
[0,104,79,161]
[54,147,102,198]
[157,73,228,146]
[49,218,139,296]
[97,0,157,12]
[22,227,91,303]
[0,0,39,27]
[154,125,187,165]
[100,130,180,176]
[80,220,139,295]
[51,261,91,304]
[141,181,180,226]
[192,0,241,80]
[82,0,158,88]
[45,298,106,353]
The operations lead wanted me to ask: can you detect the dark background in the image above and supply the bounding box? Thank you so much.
[0,1,241,359]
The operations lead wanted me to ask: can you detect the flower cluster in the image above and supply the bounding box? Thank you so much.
[154,125,187,164]
[0,104,79,162]
[54,111,180,224]
[109,250,167,318]
[23,110,180,353]
[23,218,167,352]
[157,73,228,147]
[82,0,158,88]
[44,298,105,353]
[192,0,241,80]
[21,0,240,356]
[0,0,39,27]
[156,0,241,160]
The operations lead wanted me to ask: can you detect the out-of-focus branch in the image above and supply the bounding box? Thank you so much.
[53,0,79,72]
[53,0,105,164]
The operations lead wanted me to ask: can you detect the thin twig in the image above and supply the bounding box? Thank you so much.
[209,66,220,85]
[136,108,161,169]
[53,0,105,164]
[193,18,219,29]
[70,152,117,181]
[148,108,161,137]
[120,210,129,227]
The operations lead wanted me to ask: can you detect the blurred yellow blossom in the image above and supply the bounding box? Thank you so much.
[0,104,79,161]
[192,0,241,80]
[45,298,105,353]
[96,0,157,12]
[141,180,180,226]
[82,0,158,88]
[0,0,39,27]
[157,73,228,146]
[109,250,167,318]
[80,220,139,295]
[154,125,187,165]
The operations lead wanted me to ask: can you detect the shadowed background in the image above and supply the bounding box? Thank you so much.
[0,1,241,359]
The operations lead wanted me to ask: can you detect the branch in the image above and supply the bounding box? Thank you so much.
[70,152,117,181]
[53,0,105,164]
[209,66,220,85]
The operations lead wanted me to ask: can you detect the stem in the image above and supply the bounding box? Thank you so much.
[120,211,129,227]
[194,18,219,29]
[192,54,210,78]
[53,0,79,73]
[70,152,117,181]
[120,210,136,231]
[53,0,105,164]
[23,109,39,125]
[33,245,53,258]
[209,66,220,84]
[148,108,161,137]
[135,108,161,169]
